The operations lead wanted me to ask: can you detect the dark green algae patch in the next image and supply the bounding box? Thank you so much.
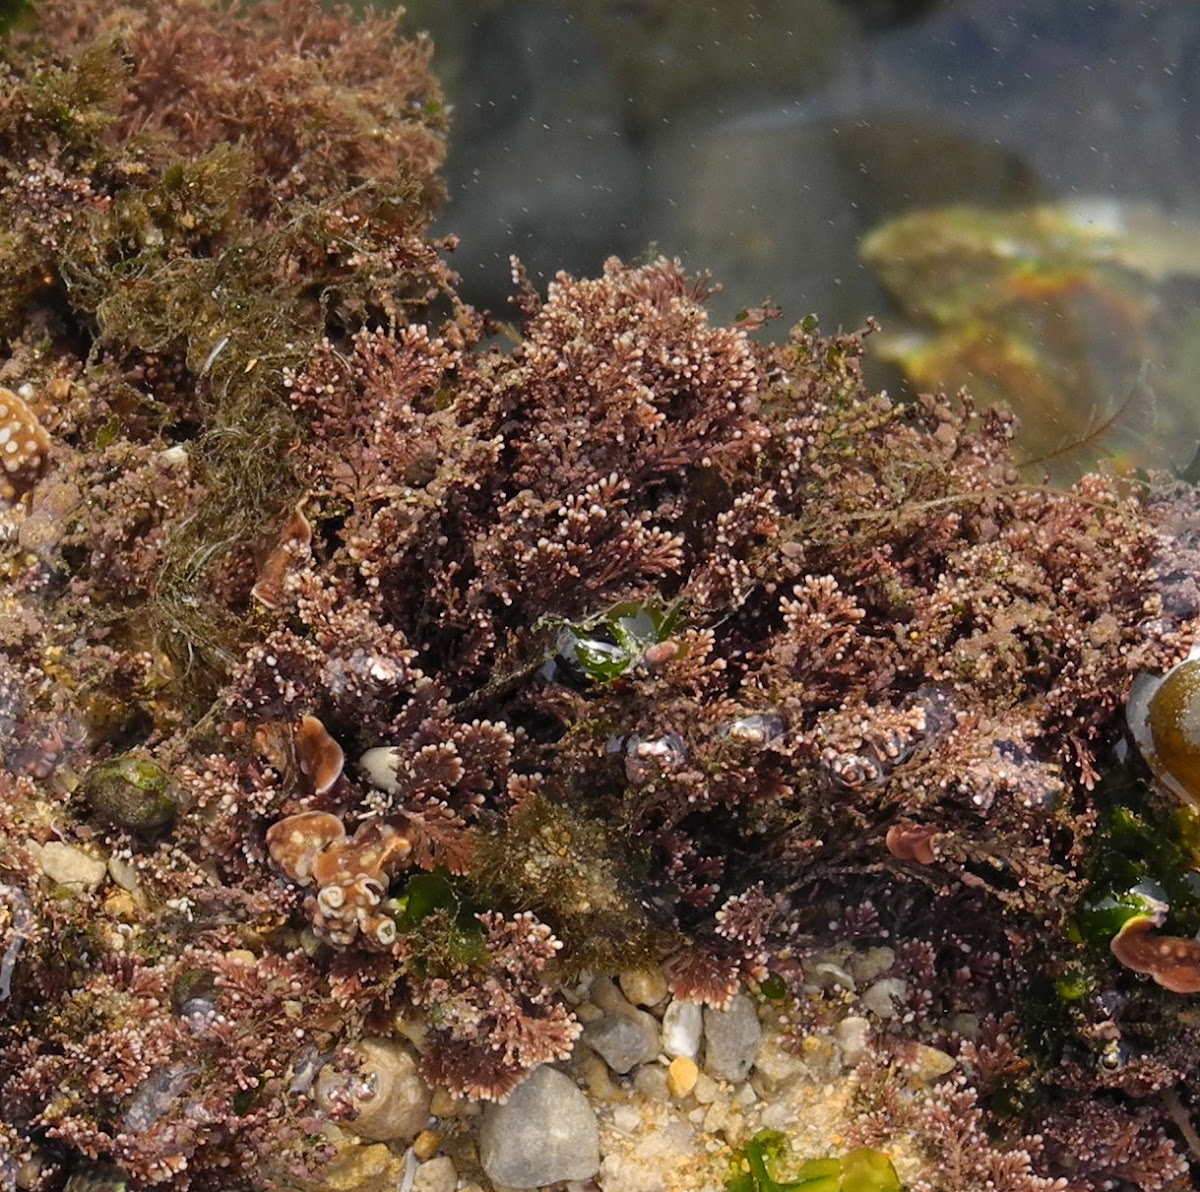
[3,2,1200,1191]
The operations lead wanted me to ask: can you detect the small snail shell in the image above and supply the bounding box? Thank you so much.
[1127,649,1200,810]
[314,1038,430,1141]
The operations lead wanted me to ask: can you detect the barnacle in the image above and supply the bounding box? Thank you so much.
[617,731,687,784]
[720,713,784,749]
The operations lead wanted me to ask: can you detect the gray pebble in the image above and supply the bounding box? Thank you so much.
[479,1066,599,1188]
[584,1010,659,1075]
[413,1156,457,1192]
[703,994,762,1084]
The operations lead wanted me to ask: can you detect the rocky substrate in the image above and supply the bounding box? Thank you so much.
[302,953,954,1192]
[21,833,951,1190]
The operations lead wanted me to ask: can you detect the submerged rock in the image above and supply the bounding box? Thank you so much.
[703,994,762,1084]
[36,842,107,893]
[84,756,178,836]
[478,1066,600,1187]
[863,200,1200,472]
[584,1009,659,1075]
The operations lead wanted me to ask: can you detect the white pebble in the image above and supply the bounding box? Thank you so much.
[661,998,703,1059]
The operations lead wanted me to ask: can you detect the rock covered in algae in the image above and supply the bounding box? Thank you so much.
[862,200,1200,471]
[279,1137,407,1192]
[83,755,178,835]
[6,0,1200,1188]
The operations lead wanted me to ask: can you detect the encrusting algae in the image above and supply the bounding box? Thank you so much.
[3,1,1200,1191]
[0,387,49,505]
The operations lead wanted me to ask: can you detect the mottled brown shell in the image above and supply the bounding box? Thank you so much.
[1110,914,1200,993]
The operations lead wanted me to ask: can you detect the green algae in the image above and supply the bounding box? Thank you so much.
[1074,772,1200,956]
[547,598,681,686]
[727,1131,901,1192]
[471,788,667,977]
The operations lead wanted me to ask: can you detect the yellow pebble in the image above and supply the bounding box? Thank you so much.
[618,965,668,1007]
[101,889,138,921]
[428,1088,462,1118]
[667,1055,699,1098]
[411,1129,442,1161]
[906,1044,957,1087]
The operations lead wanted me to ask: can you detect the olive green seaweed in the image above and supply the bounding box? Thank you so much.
[727,1131,902,1192]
